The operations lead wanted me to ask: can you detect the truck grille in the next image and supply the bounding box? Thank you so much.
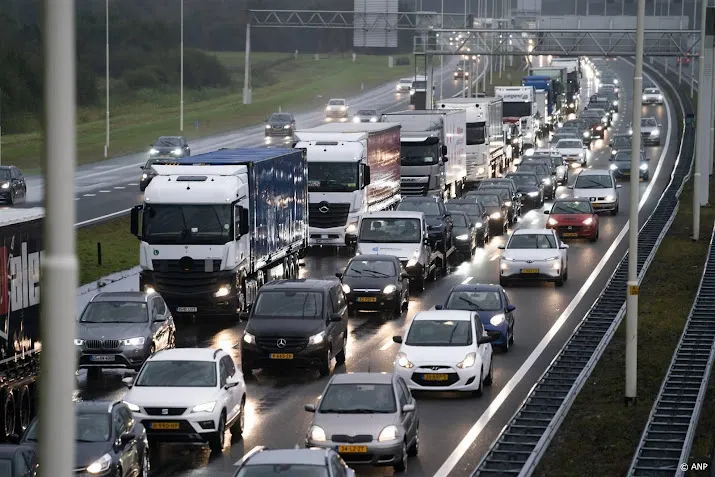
[256,336,308,352]
[152,272,229,297]
[400,184,429,196]
[152,259,221,273]
[143,407,187,416]
[85,339,120,350]
[308,203,350,228]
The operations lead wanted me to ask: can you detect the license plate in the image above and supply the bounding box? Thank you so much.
[176,307,197,313]
[90,355,115,362]
[521,268,539,274]
[563,233,578,237]
[338,445,368,453]
[151,422,180,430]
[270,353,294,359]
[422,373,449,381]
[314,239,332,244]
[592,202,602,206]
[357,297,377,303]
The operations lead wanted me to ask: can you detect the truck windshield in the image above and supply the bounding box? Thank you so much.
[502,102,531,117]
[401,143,439,166]
[466,122,485,145]
[142,204,233,245]
[359,218,422,243]
[307,162,359,192]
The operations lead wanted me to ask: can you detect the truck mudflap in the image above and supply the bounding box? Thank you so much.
[431,245,458,276]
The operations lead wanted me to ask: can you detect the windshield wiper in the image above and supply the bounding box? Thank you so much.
[458,296,483,310]
[361,270,390,277]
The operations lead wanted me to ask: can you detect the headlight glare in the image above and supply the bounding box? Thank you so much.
[528,191,539,197]
[243,332,256,345]
[124,402,140,412]
[406,258,418,267]
[308,331,325,345]
[74,339,84,346]
[215,285,231,297]
[455,234,469,240]
[191,401,216,413]
[172,148,182,155]
[490,212,501,219]
[378,425,399,442]
[87,453,112,474]
[456,352,477,368]
[605,195,615,201]
[396,352,414,368]
[640,163,648,171]
[583,217,593,225]
[490,313,505,326]
[547,217,558,226]
[310,425,327,442]
[121,337,145,346]
[149,148,159,154]
[341,284,351,294]
[609,164,618,170]
[383,284,397,294]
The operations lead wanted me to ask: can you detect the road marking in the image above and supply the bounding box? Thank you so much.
[75,198,80,201]
[433,60,675,477]
[380,339,394,351]
[83,194,96,197]
[461,276,473,284]
[99,190,110,193]
[75,208,132,227]
[113,186,125,190]
[127,183,138,186]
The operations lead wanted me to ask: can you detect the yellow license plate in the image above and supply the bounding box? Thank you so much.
[592,202,602,206]
[423,373,449,381]
[563,233,578,237]
[521,268,539,274]
[270,353,293,359]
[151,422,179,430]
[357,297,377,302]
[338,445,368,453]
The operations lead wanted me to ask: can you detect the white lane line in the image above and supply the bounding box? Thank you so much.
[99,190,111,193]
[434,60,675,477]
[113,186,125,190]
[127,183,138,186]
[461,276,473,284]
[74,208,132,227]
[75,198,80,201]
[83,194,96,197]
[379,338,394,351]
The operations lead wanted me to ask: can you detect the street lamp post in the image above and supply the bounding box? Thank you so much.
[105,0,109,158]
[625,0,646,406]
[180,0,184,132]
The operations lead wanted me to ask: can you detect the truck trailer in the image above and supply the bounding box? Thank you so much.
[0,207,43,442]
[529,66,567,109]
[131,148,308,319]
[521,76,555,132]
[550,58,580,109]
[381,110,467,199]
[293,123,401,249]
[494,86,537,150]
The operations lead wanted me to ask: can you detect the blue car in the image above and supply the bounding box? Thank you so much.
[436,284,516,351]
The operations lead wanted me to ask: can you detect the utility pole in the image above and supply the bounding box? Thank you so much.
[105,0,109,158]
[625,0,646,406]
[180,0,184,131]
[39,3,79,477]
[0,87,3,166]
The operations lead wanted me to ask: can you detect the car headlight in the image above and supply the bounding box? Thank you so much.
[345,221,358,234]
[124,402,140,412]
[605,195,615,201]
[141,174,148,180]
[341,283,351,294]
[309,425,327,442]
[283,124,290,129]
[597,126,603,131]
[456,234,469,240]
[583,131,590,137]
[504,201,512,207]
[383,284,396,294]
[74,339,84,346]
[613,100,618,106]
[658,95,663,100]
[340,106,346,111]
[490,313,506,326]
[475,221,484,228]
[628,129,633,135]
[378,425,399,442]
[308,331,325,345]
[569,103,575,108]
[265,124,271,129]
[650,130,659,136]
[215,285,231,297]
[121,337,145,346]
[611,149,617,155]
[191,401,216,413]
[578,152,584,157]
[456,352,477,369]
[410,90,415,95]
[144,286,155,294]
[642,95,647,101]
[543,178,551,185]
[547,217,557,225]
[557,122,564,128]
[490,212,501,219]
[353,117,360,123]
[610,164,618,170]
[149,148,158,154]
[326,107,331,111]
[528,191,539,197]
[86,453,112,474]
[396,352,414,368]
[172,148,182,155]
[243,332,256,345]
[583,217,594,225]
[406,258,418,267]
[614,79,619,84]
[370,117,378,122]
[640,163,648,171]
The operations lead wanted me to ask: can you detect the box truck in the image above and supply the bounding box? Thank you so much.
[494,86,537,150]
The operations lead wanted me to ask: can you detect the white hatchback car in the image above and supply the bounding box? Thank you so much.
[642,87,664,105]
[498,228,569,287]
[122,348,247,452]
[569,169,621,215]
[392,309,499,396]
[555,139,588,167]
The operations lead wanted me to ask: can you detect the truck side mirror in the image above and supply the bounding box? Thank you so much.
[363,165,371,186]
[442,145,448,156]
[130,205,143,238]
[238,206,250,236]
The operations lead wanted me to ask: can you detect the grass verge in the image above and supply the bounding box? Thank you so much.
[533,177,715,477]
[78,217,138,285]
[6,52,412,173]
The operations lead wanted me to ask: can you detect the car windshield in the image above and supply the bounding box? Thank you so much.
[471,194,500,206]
[574,174,613,189]
[142,204,233,245]
[517,164,546,176]
[328,100,345,105]
[155,137,181,147]
[507,174,537,185]
[346,260,396,278]
[400,78,413,84]
[269,113,291,122]
[357,110,377,116]
[445,290,503,311]
[551,201,593,214]
[308,162,359,193]
[446,203,482,221]
[25,413,111,442]
[252,291,323,318]
[79,301,148,323]
[236,465,329,477]
[319,383,397,413]
[479,187,509,200]
[642,118,657,126]
[397,201,440,216]
[557,140,582,148]
[0,170,11,180]
[405,319,472,346]
[451,214,469,227]
[508,233,557,249]
[135,361,217,387]
[645,88,660,94]
[480,181,512,191]
[358,218,422,243]
[612,137,631,148]
[614,151,635,162]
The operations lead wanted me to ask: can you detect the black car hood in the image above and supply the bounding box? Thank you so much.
[152,146,179,153]
[612,160,645,170]
[514,184,540,193]
[481,205,501,214]
[342,276,396,290]
[246,318,324,337]
[453,226,470,235]
[425,217,444,228]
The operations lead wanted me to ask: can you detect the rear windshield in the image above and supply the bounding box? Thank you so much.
[507,174,537,185]
[253,291,323,318]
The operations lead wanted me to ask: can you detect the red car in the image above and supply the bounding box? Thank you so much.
[544,198,599,242]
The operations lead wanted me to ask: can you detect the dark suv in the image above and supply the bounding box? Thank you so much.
[396,196,454,255]
[241,279,349,377]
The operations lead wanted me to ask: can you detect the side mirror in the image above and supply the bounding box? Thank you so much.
[238,206,250,235]
[401,273,410,279]
[560,243,569,249]
[477,330,501,345]
[402,403,415,413]
[441,145,448,156]
[304,404,316,413]
[543,210,550,214]
[335,272,343,279]
[506,304,516,312]
[130,205,143,238]
[224,375,240,389]
[498,244,505,250]
[392,335,403,344]
[122,376,134,387]
[120,432,135,444]
[139,166,145,170]
[363,165,371,186]
[434,304,444,310]
[329,313,343,322]
[616,184,623,189]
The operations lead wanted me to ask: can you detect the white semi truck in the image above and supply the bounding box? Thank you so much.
[494,86,537,150]
[381,109,467,199]
[293,123,402,249]
[437,96,506,185]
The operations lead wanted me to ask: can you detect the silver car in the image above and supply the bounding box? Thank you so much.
[353,109,380,123]
[642,87,664,105]
[304,372,419,472]
[628,117,661,146]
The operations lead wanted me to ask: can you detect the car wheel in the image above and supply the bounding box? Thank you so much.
[502,331,510,352]
[393,442,408,472]
[407,427,419,456]
[499,277,509,287]
[208,413,225,453]
[141,448,150,477]
[241,364,253,379]
[509,324,515,346]
[335,336,347,365]
[590,229,599,242]
[555,274,564,287]
[168,332,176,348]
[230,397,245,437]
[318,348,332,377]
[484,358,494,385]
[8,191,14,206]
[472,369,484,397]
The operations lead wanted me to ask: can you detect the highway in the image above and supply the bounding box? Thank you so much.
[70,57,684,477]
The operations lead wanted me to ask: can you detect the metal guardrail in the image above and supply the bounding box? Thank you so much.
[471,64,695,476]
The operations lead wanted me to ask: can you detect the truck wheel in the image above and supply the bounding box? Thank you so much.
[2,391,15,440]
[16,385,31,434]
